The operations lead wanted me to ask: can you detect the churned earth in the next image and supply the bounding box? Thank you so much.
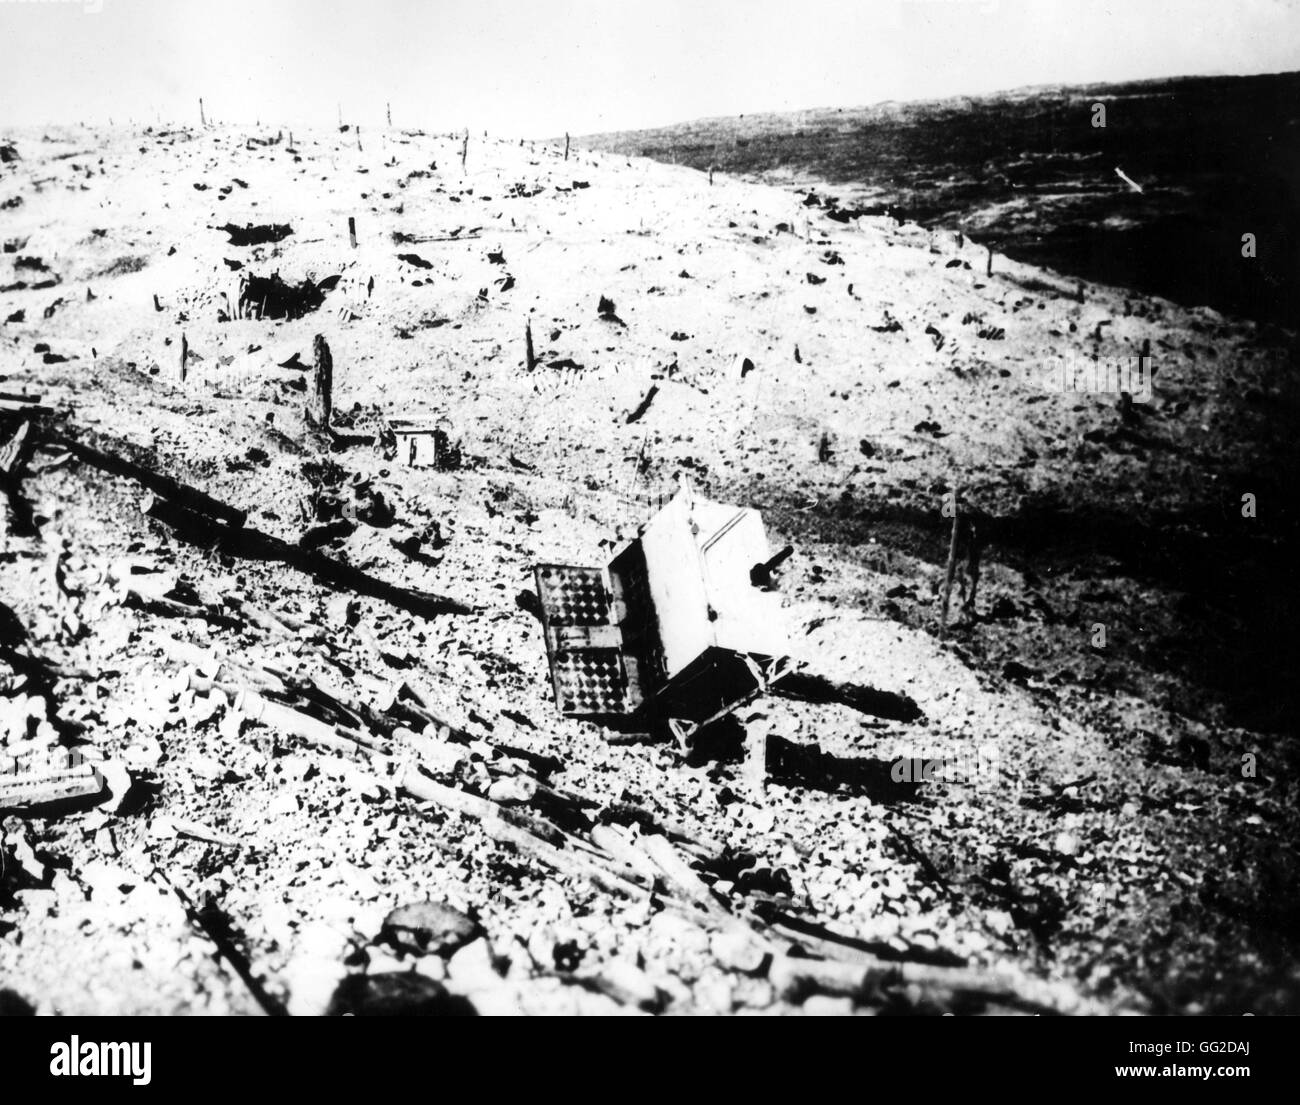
[0,120,1296,1015]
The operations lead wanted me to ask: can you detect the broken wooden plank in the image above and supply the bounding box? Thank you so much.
[766,952,1099,1015]
[155,871,289,1017]
[0,420,32,479]
[234,689,376,758]
[639,832,738,927]
[48,431,247,526]
[0,763,102,811]
[590,823,664,883]
[140,494,470,619]
[0,398,53,417]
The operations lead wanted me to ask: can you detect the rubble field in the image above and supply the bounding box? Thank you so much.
[0,123,1296,1015]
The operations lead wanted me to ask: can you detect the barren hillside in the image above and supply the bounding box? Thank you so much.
[0,122,1297,1015]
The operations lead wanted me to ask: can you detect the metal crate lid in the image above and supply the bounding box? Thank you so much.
[534,564,638,716]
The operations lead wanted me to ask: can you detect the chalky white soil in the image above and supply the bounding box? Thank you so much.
[0,123,1296,1015]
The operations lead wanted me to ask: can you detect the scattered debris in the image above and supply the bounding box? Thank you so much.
[234,271,341,321]
[215,222,293,246]
[597,295,625,325]
[625,384,658,424]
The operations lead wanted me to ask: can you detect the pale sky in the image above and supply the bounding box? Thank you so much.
[1,0,1297,136]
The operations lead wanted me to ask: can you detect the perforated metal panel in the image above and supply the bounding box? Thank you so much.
[536,565,607,628]
[535,564,638,716]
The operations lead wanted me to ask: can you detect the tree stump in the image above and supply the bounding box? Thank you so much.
[307,334,333,429]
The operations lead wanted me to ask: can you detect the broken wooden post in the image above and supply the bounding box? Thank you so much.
[940,482,961,637]
[525,320,536,372]
[986,246,993,277]
[179,331,188,383]
[199,98,206,127]
[564,132,570,161]
[386,102,392,127]
[0,420,33,485]
[461,128,468,170]
[307,334,333,428]
[348,216,357,249]
[356,125,363,152]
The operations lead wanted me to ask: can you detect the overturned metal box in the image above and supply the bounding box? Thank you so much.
[536,487,791,732]
[390,418,460,470]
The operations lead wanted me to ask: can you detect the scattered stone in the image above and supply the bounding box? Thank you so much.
[590,959,665,1013]
[380,900,482,958]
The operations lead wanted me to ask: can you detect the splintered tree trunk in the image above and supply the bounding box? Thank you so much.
[940,483,961,637]
[199,98,206,127]
[308,334,333,428]
[564,132,570,161]
[348,216,357,249]
[461,129,468,170]
[387,102,392,127]
[525,320,536,371]
[179,331,188,382]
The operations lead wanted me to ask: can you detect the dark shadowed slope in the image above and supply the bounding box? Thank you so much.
[579,73,1300,328]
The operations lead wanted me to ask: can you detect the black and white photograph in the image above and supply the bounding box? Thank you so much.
[0,0,1297,1058]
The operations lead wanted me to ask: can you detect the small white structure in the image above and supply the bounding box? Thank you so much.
[390,418,457,469]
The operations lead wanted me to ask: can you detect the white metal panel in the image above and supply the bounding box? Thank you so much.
[639,493,714,679]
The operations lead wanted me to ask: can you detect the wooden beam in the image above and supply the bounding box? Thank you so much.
[47,431,246,526]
